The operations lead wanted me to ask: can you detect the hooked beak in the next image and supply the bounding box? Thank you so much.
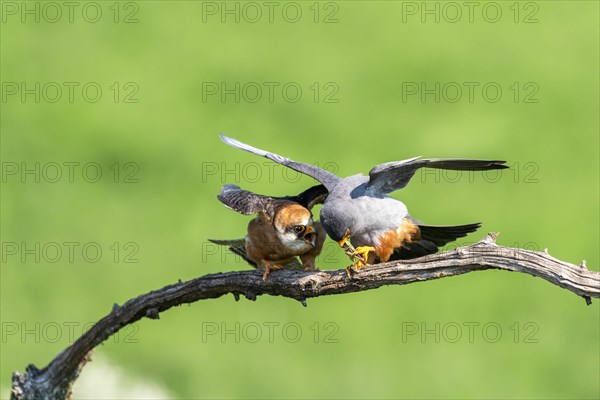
[302,225,316,247]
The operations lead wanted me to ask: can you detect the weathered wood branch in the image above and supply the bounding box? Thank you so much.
[10,233,599,399]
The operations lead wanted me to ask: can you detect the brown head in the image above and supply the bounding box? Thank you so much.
[273,203,317,251]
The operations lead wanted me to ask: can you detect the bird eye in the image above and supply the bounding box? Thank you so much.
[293,225,305,233]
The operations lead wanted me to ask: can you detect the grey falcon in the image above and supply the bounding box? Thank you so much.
[219,133,508,272]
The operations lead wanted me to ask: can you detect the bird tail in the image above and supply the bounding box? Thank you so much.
[208,238,304,270]
[389,222,481,260]
[208,238,257,267]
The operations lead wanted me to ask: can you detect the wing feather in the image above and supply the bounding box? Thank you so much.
[367,157,508,194]
[217,184,273,215]
[219,133,340,191]
[282,184,328,210]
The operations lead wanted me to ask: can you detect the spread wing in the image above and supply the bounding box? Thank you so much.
[282,184,328,210]
[217,184,274,215]
[217,183,327,217]
[366,157,508,195]
[219,133,341,191]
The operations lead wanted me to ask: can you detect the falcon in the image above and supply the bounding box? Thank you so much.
[219,133,508,273]
[210,183,327,280]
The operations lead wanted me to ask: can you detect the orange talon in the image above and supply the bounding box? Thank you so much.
[337,228,352,247]
[351,245,375,269]
[337,229,375,272]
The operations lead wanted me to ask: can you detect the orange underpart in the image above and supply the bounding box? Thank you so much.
[375,219,421,262]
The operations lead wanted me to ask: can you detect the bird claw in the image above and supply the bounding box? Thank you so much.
[337,229,375,272]
[350,246,375,269]
[345,265,355,277]
[337,228,352,247]
[261,262,272,281]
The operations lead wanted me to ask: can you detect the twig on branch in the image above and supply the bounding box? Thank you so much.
[10,233,599,400]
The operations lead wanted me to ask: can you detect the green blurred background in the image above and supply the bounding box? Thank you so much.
[1,1,598,398]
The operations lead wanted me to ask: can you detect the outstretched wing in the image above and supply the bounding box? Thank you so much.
[283,184,328,210]
[219,133,341,191]
[217,184,274,215]
[366,157,508,195]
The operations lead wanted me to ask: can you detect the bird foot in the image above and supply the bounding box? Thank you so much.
[262,268,270,281]
[261,261,272,281]
[337,228,352,247]
[345,265,355,277]
[350,246,375,270]
[337,229,374,272]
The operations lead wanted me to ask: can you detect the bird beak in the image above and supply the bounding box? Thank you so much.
[303,225,316,247]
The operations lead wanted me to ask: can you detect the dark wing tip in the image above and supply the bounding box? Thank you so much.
[288,184,329,209]
[473,160,508,170]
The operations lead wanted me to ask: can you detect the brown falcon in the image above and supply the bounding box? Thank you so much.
[210,184,327,280]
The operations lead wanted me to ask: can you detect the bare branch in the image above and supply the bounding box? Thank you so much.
[10,233,599,399]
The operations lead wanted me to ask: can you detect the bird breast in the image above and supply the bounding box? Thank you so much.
[321,178,409,247]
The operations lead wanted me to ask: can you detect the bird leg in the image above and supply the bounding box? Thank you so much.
[337,229,358,260]
[337,228,352,248]
[260,260,274,281]
[262,265,271,281]
[336,229,375,275]
[350,246,376,269]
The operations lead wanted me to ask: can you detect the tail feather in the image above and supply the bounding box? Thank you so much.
[208,238,304,270]
[392,240,438,259]
[208,238,257,267]
[418,223,481,246]
[389,222,480,260]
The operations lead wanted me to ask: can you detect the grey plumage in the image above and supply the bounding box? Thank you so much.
[367,158,508,194]
[218,135,341,190]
